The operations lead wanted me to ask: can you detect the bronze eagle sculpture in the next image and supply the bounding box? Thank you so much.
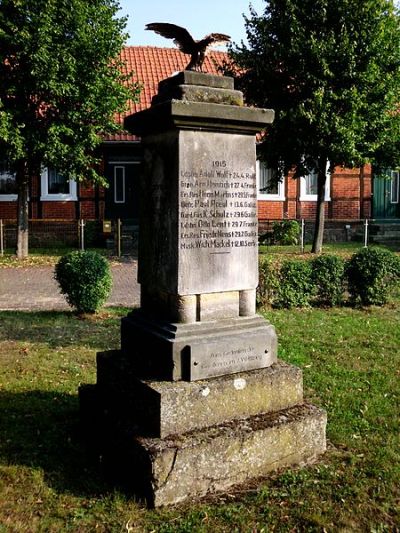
[145,22,230,71]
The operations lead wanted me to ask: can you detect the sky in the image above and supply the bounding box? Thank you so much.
[116,0,266,48]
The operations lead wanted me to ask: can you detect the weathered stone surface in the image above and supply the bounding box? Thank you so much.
[152,84,244,107]
[125,73,274,329]
[110,403,327,507]
[125,100,274,136]
[198,291,239,321]
[138,130,260,299]
[158,71,235,91]
[178,130,259,294]
[96,360,303,438]
[119,311,277,381]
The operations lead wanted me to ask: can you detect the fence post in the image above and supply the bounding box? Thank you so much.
[300,218,305,253]
[117,218,122,257]
[0,219,3,256]
[364,218,369,248]
[79,219,85,251]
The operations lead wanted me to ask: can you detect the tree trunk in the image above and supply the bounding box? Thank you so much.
[311,158,328,254]
[16,162,29,259]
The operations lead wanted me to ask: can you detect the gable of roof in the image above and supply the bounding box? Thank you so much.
[107,46,228,142]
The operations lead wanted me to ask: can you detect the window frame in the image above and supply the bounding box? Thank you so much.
[114,165,126,204]
[0,164,17,201]
[40,168,77,201]
[390,170,399,204]
[299,164,331,202]
[256,160,285,201]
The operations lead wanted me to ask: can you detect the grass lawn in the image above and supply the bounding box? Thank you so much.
[0,248,116,268]
[259,241,400,258]
[0,302,399,532]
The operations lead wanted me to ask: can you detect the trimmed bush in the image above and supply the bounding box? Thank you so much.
[271,220,300,245]
[346,247,400,306]
[275,259,313,308]
[55,251,112,313]
[311,254,345,306]
[257,256,280,307]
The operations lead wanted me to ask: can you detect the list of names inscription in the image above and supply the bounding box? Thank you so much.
[179,161,258,253]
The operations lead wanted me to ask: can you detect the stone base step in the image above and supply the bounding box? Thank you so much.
[94,359,304,438]
[79,392,326,507]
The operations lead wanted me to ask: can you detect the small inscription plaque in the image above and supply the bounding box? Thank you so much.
[189,330,276,381]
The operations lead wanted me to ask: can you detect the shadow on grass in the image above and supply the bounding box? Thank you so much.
[0,389,111,496]
[0,309,128,350]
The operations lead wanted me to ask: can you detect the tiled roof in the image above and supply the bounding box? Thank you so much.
[105,46,228,142]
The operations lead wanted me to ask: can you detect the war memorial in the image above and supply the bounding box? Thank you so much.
[80,70,326,507]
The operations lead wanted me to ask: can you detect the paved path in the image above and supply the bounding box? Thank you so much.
[0,260,140,311]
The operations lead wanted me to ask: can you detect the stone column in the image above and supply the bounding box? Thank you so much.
[120,71,278,381]
[79,71,326,507]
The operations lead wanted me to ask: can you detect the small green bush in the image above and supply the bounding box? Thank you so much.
[257,256,280,307]
[271,220,300,245]
[311,254,345,306]
[275,259,314,308]
[55,250,112,313]
[346,247,400,306]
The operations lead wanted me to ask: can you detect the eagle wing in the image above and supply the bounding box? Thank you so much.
[201,33,231,47]
[145,23,196,54]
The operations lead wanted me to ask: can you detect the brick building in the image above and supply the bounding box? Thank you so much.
[1,45,395,243]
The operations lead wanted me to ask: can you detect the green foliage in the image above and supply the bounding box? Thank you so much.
[272,219,300,245]
[311,254,345,306]
[229,0,400,251]
[0,0,139,181]
[55,251,112,313]
[275,259,314,308]
[257,256,280,306]
[346,247,400,306]
[0,0,141,256]
[230,0,400,172]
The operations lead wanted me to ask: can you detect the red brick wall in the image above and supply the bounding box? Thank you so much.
[41,201,76,219]
[0,176,99,221]
[257,201,283,219]
[258,165,372,222]
[0,202,17,218]
[80,200,97,219]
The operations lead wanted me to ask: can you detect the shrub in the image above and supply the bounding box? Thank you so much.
[275,259,314,308]
[55,251,112,313]
[271,220,300,245]
[258,231,274,245]
[311,254,345,306]
[257,256,280,307]
[346,247,400,306]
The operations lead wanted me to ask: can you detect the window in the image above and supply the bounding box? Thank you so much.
[300,164,331,201]
[390,170,399,204]
[304,169,318,196]
[0,162,17,201]
[256,161,285,200]
[114,166,125,203]
[41,168,77,201]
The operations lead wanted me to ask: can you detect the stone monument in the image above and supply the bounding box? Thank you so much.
[80,71,326,507]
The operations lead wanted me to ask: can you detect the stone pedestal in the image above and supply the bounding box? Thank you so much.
[79,72,326,506]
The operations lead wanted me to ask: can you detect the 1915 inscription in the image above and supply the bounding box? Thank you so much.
[179,160,258,251]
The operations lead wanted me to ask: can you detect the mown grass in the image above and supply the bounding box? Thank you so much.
[259,241,400,258]
[0,303,399,531]
[1,242,389,268]
[0,248,119,268]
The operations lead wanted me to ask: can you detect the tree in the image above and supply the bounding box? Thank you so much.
[0,0,139,258]
[229,0,400,252]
